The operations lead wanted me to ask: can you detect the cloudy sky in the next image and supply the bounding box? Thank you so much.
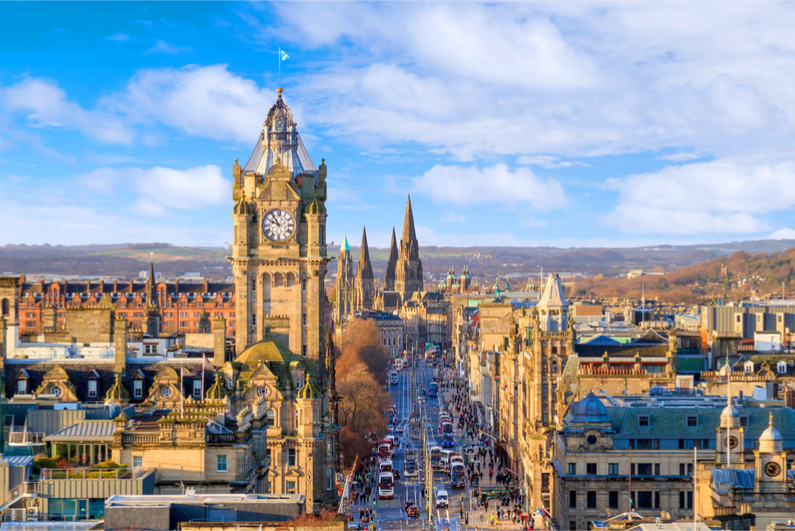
[3,2,795,248]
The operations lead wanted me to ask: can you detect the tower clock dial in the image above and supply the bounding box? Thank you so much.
[724,435,738,449]
[262,209,296,242]
[765,461,781,477]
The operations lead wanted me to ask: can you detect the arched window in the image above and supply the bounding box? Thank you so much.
[777,361,787,374]
[744,361,754,374]
[1,298,9,316]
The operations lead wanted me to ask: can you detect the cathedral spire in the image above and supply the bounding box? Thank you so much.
[147,260,157,304]
[384,227,398,291]
[401,194,418,254]
[357,227,374,281]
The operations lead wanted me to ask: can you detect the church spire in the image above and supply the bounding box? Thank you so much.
[357,227,374,281]
[384,227,398,291]
[401,194,418,254]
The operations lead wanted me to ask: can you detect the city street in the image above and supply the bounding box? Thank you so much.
[349,359,526,531]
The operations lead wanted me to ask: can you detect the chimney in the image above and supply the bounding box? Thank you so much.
[213,317,227,367]
[114,318,128,374]
[113,280,118,293]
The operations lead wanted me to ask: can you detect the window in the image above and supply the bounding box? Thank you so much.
[679,491,693,509]
[265,409,275,427]
[744,361,754,373]
[777,361,787,374]
[288,449,297,467]
[568,463,577,475]
[587,491,596,509]
[302,314,307,327]
[302,345,307,357]
[637,464,652,475]
[654,463,660,476]
[134,380,143,398]
[608,491,619,509]
[570,522,577,531]
[327,439,333,456]
[217,455,227,472]
[286,480,297,494]
[17,380,26,394]
[586,463,597,475]
[258,387,268,397]
[637,491,652,509]
[608,463,619,476]
[551,361,557,373]
[88,380,98,398]
[132,456,143,469]
[654,491,660,509]
[302,279,307,292]
[569,490,576,509]
[327,477,333,490]
[313,409,318,424]
[162,387,172,397]
[687,415,698,428]
[638,415,650,428]
[193,380,202,398]
[52,387,62,397]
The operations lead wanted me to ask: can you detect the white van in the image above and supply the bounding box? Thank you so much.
[435,489,449,508]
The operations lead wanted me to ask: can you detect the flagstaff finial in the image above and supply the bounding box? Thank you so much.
[276,87,284,97]
[769,411,774,429]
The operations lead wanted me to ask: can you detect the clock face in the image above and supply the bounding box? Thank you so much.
[262,209,296,241]
[765,461,781,477]
[276,118,284,128]
[725,435,738,449]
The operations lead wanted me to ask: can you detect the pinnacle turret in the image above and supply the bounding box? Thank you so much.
[356,227,374,281]
[384,227,398,291]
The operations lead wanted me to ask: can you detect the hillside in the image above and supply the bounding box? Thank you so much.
[573,249,795,303]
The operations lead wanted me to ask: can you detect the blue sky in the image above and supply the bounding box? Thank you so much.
[3,2,795,249]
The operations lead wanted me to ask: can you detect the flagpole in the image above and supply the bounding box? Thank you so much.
[278,47,281,85]
[180,361,184,418]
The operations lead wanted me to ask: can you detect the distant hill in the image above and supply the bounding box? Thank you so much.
[573,248,795,303]
[3,239,795,284]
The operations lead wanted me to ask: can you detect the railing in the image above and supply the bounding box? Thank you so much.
[8,427,45,446]
[122,433,160,444]
[207,433,236,444]
[41,467,134,480]
[0,482,38,511]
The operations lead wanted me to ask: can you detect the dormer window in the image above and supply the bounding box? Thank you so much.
[52,387,62,397]
[193,380,202,399]
[744,361,754,374]
[134,380,143,398]
[162,387,172,398]
[88,380,98,398]
[777,361,787,374]
[17,380,26,395]
[258,387,268,397]
[638,415,650,428]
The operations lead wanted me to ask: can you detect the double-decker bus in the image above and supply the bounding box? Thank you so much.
[450,463,466,488]
[378,472,394,499]
[430,446,443,469]
[404,452,418,478]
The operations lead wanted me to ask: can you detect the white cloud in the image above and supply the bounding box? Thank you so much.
[1,77,133,144]
[263,3,795,161]
[144,39,192,55]
[769,228,795,240]
[440,211,468,223]
[79,165,230,211]
[412,163,568,209]
[107,64,272,143]
[106,33,130,42]
[605,159,795,235]
[657,153,701,162]
[517,155,577,169]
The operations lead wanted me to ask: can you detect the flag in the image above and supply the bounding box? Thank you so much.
[280,50,289,61]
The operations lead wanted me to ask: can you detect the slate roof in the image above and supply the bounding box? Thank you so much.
[712,468,795,493]
[44,419,115,442]
[575,344,669,358]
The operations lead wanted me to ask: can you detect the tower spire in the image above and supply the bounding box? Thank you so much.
[384,227,398,291]
[357,227,373,279]
[401,194,418,251]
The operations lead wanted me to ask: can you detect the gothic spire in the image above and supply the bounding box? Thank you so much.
[357,227,374,280]
[147,261,157,304]
[399,194,419,261]
[384,227,398,291]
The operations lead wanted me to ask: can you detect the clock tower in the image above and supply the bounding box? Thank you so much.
[229,88,329,360]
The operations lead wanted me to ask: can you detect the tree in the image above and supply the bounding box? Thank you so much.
[340,318,391,384]
[278,509,344,531]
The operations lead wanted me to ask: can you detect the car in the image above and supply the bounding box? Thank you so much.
[396,425,404,434]
[407,505,420,518]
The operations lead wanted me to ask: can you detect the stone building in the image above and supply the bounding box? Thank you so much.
[553,392,795,531]
[0,89,340,517]
[335,237,354,326]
